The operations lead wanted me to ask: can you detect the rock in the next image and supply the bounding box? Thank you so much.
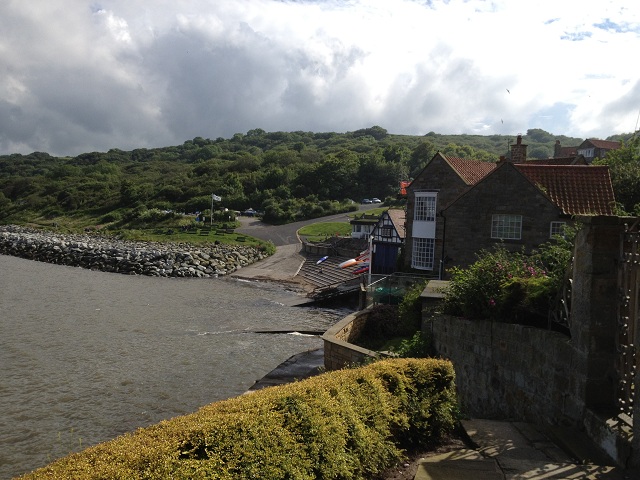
[0,225,267,279]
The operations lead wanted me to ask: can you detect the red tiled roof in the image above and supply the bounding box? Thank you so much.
[515,165,616,215]
[585,139,620,150]
[386,209,406,239]
[445,156,497,185]
[524,156,586,165]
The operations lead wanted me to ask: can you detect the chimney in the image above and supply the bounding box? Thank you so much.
[509,134,527,163]
[554,140,561,158]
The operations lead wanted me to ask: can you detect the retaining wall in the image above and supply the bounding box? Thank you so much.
[322,310,379,370]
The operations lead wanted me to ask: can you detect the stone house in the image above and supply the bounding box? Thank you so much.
[555,138,620,163]
[404,135,616,277]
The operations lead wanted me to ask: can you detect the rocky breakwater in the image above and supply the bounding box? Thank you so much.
[0,225,268,278]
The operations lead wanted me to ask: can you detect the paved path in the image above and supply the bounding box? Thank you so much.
[416,419,636,480]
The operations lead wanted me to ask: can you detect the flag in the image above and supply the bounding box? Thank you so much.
[212,194,222,201]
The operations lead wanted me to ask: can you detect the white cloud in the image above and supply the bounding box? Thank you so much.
[0,0,639,155]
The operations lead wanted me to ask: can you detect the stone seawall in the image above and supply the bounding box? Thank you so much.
[0,225,267,278]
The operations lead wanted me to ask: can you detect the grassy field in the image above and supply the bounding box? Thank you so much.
[298,207,389,241]
[297,221,352,241]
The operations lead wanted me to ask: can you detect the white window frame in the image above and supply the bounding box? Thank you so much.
[491,214,522,240]
[414,193,436,222]
[549,221,567,238]
[412,237,435,270]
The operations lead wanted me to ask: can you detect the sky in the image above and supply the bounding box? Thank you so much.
[1,0,639,157]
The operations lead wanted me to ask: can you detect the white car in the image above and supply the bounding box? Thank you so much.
[372,197,382,203]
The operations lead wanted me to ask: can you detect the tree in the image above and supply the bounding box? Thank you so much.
[409,141,437,176]
[593,135,640,213]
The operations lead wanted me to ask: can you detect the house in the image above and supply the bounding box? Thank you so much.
[576,139,620,163]
[441,162,615,270]
[555,139,620,163]
[404,135,616,277]
[369,209,405,274]
[350,213,379,239]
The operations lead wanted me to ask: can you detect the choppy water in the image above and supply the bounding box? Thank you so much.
[0,254,344,479]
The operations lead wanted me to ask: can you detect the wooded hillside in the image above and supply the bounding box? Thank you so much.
[0,127,629,228]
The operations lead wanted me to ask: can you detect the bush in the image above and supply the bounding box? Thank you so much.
[443,246,551,321]
[390,331,432,358]
[21,358,457,480]
[497,275,554,327]
[397,280,428,334]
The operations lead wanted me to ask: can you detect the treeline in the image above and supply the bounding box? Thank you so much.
[0,126,605,227]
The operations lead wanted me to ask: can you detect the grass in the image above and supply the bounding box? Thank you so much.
[17,215,273,252]
[298,221,352,241]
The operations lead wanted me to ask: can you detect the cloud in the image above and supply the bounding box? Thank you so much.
[1,0,639,156]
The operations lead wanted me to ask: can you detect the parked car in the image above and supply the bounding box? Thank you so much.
[362,198,372,204]
[372,197,382,203]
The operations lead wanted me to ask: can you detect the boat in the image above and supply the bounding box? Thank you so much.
[352,266,369,275]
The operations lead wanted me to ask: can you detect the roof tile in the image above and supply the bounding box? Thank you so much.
[444,156,497,185]
[515,165,616,215]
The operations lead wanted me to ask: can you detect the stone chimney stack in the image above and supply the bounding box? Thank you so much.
[510,134,527,163]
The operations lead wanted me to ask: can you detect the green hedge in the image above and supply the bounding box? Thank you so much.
[20,358,456,480]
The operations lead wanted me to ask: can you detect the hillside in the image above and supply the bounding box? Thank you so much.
[0,127,630,230]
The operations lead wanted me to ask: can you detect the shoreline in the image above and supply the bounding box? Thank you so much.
[0,224,268,278]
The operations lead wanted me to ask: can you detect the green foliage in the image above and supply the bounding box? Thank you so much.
[496,275,554,326]
[593,135,640,213]
[360,304,401,341]
[0,127,608,231]
[390,331,432,358]
[444,230,576,325]
[397,279,429,334]
[443,246,551,322]
[21,358,457,480]
[298,221,352,241]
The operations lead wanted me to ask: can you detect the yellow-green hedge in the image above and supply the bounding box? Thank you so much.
[19,358,456,480]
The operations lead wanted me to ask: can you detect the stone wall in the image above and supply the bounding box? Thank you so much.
[426,216,638,466]
[0,225,267,278]
[428,315,578,423]
[442,162,562,271]
[322,310,379,370]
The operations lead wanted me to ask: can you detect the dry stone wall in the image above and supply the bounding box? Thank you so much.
[0,225,267,278]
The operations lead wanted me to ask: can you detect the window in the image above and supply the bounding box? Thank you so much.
[414,193,436,221]
[412,238,435,270]
[491,214,522,240]
[550,221,567,238]
[381,226,393,237]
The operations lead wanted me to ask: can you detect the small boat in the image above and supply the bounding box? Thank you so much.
[338,258,358,268]
[316,256,329,265]
[352,266,369,275]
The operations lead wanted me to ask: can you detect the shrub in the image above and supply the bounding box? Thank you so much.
[443,246,550,321]
[21,358,457,480]
[362,304,400,339]
[390,331,432,358]
[397,280,428,334]
[497,275,554,327]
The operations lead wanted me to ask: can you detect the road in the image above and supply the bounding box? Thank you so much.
[235,204,379,246]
